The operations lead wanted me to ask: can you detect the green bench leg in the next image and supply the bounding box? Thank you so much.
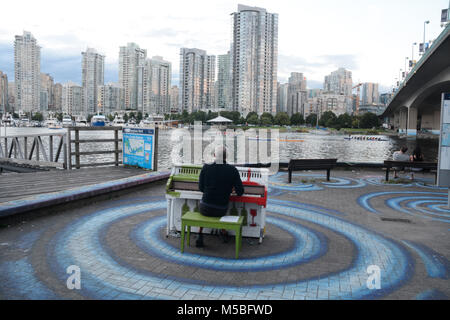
[187,226,191,247]
[235,227,242,259]
[181,222,185,253]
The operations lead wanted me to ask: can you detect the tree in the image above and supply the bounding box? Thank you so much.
[305,113,317,126]
[32,112,43,122]
[360,112,380,129]
[319,111,337,127]
[246,111,258,121]
[137,112,143,122]
[260,112,274,126]
[274,112,291,126]
[337,113,352,128]
[290,113,304,126]
[237,117,246,125]
[247,114,259,125]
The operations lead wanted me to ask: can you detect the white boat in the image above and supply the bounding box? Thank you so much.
[62,115,74,127]
[46,118,62,129]
[127,117,137,127]
[139,118,152,128]
[19,117,31,127]
[75,116,88,127]
[140,115,165,129]
[91,114,106,127]
[310,129,330,135]
[112,115,126,127]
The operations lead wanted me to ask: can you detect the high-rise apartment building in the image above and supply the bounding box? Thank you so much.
[7,82,15,112]
[82,48,104,116]
[179,48,215,113]
[361,82,379,105]
[170,85,179,113]
[217,51,232,109]
[323,68,353,114]
[98,83,124,115]
[231,4,278,116]
[277,82,288,113]
[62,82,83,116]
[53,83,63,112]
[119,43,147,111]
[40,73,54,112]
[0,71,8,113]
[145,56,171,115]
[14,31,41,113]
[287,72,307,116]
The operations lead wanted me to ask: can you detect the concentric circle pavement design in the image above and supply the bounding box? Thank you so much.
[357,191,450,223]
[269,172,446,196]
[0,197,423,300]
[269,172,366,195]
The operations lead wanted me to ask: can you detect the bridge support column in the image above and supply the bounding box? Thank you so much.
[407,107,418,136]
[398,108,408,134]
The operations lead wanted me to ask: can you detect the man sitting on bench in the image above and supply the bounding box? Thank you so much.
[196,145,244,247]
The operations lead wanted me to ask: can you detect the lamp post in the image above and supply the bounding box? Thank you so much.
[404,57,409,76]
[411,43,417,68]
[423,20,430,54]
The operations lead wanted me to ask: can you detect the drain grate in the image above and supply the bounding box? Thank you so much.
[380,217,412,223]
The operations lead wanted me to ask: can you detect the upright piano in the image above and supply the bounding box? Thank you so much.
[166,164,269,243]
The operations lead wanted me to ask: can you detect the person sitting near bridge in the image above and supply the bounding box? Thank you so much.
[409,146,424,180]
[196,145,244,248]
[392,146,410,179]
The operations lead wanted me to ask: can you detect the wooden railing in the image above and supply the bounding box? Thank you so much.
[0,132,68,169]
[67,126,122,169]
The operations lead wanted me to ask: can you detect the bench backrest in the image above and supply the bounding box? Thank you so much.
[288,159,337,170]
[384,160,437,169]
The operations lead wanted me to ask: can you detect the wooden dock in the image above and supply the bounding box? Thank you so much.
[0,166,166,203]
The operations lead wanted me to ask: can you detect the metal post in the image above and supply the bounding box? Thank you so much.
[67,128,72,170]
[75,129,80,169]
[49,135,53,162]
[114,128,119,166]
[154,127,158,171]
[63,133,68,170]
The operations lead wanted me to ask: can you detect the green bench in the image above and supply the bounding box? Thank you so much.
[181,211,244,259]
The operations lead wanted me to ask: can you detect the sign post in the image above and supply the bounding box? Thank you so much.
[122,127,158,171]
[437,93,450,207]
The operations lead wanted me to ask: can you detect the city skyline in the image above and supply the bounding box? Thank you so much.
[0,0,448,92]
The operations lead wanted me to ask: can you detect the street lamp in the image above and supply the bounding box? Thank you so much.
[423,20,430,54]
[404,57,409,76]
[411,43,417,68]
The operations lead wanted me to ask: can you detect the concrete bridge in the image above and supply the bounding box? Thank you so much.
[383,23,450,136]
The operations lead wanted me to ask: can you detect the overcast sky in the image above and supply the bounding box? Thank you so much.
[0,0,448,93]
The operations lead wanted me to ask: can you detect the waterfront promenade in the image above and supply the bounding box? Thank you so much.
[0,168,448,300]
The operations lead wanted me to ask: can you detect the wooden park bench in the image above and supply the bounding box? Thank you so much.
[181,211,244,259]
[383,160,438,182]
[287,159,338,183]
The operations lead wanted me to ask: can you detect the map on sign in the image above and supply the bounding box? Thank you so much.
[442,124,450,147]
[124,136,144,157]
[122,128,155,170]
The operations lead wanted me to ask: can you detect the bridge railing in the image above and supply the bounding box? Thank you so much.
[0,132,68,169]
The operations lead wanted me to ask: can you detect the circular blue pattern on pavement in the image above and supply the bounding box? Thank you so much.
[357,191,450,223]
[41,198,414,300]
[132,215,327,272]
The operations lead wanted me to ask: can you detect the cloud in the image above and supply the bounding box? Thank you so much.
[142,28,182,38]
[319,54,359,70]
